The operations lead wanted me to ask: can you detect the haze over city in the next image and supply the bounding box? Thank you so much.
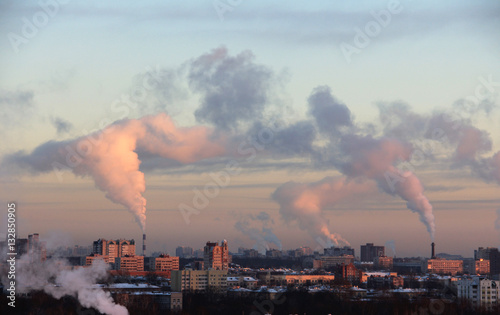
[1,0,500,260]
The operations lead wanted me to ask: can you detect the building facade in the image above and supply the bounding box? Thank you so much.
[171,269,228,293]
[360,243,385,262]
[374,255,394,270]
[204,240,229,270]
[176,246,194,258]
[424,258,463,275]
[324,246,355,257]
[315,255,355,269]
[115,255,144,272]
[339,263,363,282]
[93,239,136,258]
[86,253,115,265]
[457,277,499,309]
[475,247,500,275]
[154,254,180,272]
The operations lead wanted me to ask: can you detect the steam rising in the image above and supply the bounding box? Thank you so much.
[334,135,436,240]
[5,113,225,232]
[235,211,282,254]
[272,177,374,247]
[3,47,500,254]
[8,254,128,315]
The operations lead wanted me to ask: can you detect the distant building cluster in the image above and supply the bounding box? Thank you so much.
[5,233,500,312]
[175,246,194,258]
[0,233,46,263]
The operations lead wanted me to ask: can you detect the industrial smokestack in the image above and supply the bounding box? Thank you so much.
[431,242,435,259]
[143,234,146,256]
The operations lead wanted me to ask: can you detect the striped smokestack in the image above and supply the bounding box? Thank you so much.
[143,234,146,256]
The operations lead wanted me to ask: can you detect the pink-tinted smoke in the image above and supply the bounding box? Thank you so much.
[272,177,375,246]
[61,113,225,232]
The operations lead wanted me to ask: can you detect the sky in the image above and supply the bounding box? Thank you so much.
[1,0,500,258]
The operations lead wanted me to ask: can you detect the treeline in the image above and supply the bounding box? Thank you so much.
[181,290,499,315]
[2,290,500,315]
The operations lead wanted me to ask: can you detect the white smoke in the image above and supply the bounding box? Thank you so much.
[272,177,375,246]
[235,212,282,254]
[385,240,396,257]
[5,113,226,232]
[7,255,128,315]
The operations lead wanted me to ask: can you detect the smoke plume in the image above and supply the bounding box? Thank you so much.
[9,255,127,315]
[235,211,282,254]
[334,135,437,240]
[3,113,225,232]
[272,177,374,247]
[308,85,353,136]
[189,46,274,131]
[385,240,396,257]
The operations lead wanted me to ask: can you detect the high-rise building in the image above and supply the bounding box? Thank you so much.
[457,277,500,309]
[93,239,107,256]
[176,246,194,258]
[475,247,500,275]
[108,239,135,257]
[27,233,46,262]
[360,243,385,262]
[204,240,229,270]
[93,239,135,258]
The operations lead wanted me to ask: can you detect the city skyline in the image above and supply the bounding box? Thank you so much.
[1,1,500,260]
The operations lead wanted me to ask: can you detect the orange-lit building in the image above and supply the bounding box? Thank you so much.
[115,255,144,272]
[155,254,180,272]
[424,258,463,275]
[475,259,490,275]
[339,263,363,282]
[374,255,393,270]
[204,240,229,270]
[93,239,136,258]
[86,253,114,265]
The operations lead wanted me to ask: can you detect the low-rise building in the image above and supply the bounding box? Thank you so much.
[155,254,180,272]
[423,258,463,275]
[115,255,144,272]
[339,263,363,282]
[100,284,182,311]
[314,255,355,269]
[374,255,393,270]
[324,246,355,257]
[171,269,228,293]
[227,276,258,289]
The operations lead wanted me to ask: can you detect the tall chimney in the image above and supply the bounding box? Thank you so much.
[143,234,146,256]
[431,242,435,259]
